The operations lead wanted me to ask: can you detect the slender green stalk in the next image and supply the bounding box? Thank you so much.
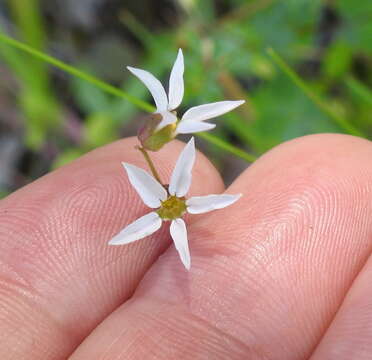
[196,132,257,162]
[267,48,364,137]
[345,75,372,107]
[0,32,257,162]
[136,146,164,184]
[0,32,153,112]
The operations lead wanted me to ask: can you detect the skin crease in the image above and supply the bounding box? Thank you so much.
[0,135,372,359]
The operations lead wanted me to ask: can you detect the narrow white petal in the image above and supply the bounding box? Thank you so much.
[181,100,245,123]
[170,218,190,270]
[168,49,184,111]
[156,110,178,130]
[186,194,242,214]
[127,66,168,112]
[168,137,195,197]
[108,212,162,245]
[123,163,167,208]
[176,121,216,134]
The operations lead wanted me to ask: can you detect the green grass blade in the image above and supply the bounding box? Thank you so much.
[267,48,364,137]
[0,32,257,162]
[196,132,257,162]
[0,32,153,112]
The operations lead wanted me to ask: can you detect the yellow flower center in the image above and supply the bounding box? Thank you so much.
[157,195,186,220]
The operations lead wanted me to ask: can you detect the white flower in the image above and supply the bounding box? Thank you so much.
[127,49,245,134]
[108,137,241,270]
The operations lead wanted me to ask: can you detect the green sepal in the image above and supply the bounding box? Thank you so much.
[138,113,176,151]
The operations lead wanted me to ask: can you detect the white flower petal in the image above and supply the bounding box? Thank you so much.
[170,218,190,270]
[176,121,216,134]
[168,137,195,197]
[181,100,245,123]
[108,212,162,245]
[168,49,184,111]
[156,110,178,130]
[186,193,242,214]
[123,163,167,208]
[127,66,168,112]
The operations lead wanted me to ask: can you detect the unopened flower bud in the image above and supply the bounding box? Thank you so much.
[138,113,176,151]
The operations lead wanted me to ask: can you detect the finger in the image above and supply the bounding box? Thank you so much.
[310,253,372,359]
[0,137,224,359]
[71,134,372,360]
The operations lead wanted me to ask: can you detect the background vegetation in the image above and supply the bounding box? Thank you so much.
[0,0,371,197]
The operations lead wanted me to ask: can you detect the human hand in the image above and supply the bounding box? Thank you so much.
[1,134,371,359]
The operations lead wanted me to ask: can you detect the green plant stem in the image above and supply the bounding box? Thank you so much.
[136,146,164,184]
[267,48,364,137]
[0,32,257,163]
[0,32,152,113]
[196,132,257,162]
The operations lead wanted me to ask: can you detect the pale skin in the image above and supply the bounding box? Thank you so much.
[0,134,372,359]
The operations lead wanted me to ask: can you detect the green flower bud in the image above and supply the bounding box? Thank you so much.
[138,113,177,151]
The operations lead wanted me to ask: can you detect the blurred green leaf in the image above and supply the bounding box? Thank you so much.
[267,48,364,137]
[52,148,85,169]
[71,77,113,115]
[84,113,119,149]
[0,190,10,200]
[250,72,340,152]
[337,0,372,52]
[323,42,352,79]
[1,0,61,150]
[345,75,372,107]
[195,0,216,22]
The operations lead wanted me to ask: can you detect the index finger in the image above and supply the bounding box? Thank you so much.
[0,137,224,359]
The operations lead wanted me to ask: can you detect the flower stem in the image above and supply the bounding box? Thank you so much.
[196,132,257,162]
[0,32,153,112]
[136,145,163,184]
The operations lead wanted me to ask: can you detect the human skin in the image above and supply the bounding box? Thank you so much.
[0,134,372,359]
